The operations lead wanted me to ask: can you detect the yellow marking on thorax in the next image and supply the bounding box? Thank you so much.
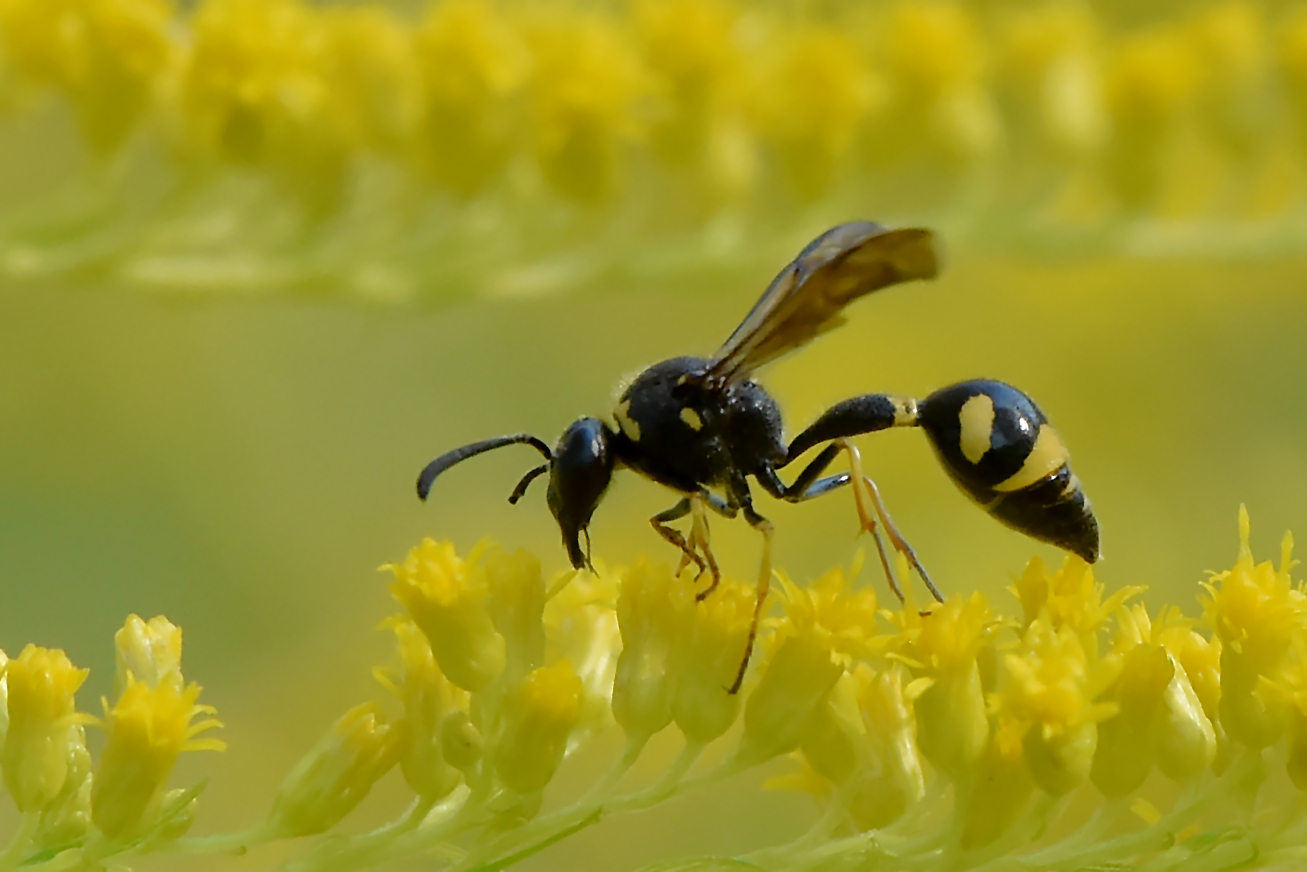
[680,407,703,431]
[994,425,1069,492]
[958,394,995,464]
[892,397,919,427]
[615,399,641,441]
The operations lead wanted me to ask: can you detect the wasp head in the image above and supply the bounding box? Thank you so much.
[545,417,615,572]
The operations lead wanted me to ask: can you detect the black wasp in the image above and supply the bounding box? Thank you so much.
[419,222,1100,692]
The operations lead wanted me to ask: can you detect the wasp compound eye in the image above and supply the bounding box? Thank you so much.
[546,417,615,571]
[918,380,1100,563]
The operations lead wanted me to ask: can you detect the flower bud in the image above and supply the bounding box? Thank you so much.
[494,661,583,794]
[959,718,1036,849]
[387,539,506,693]
[671,580,752,744]
[741,633,842,763]
[612,560,688,743]
[906,593,993,781]
[484,547,547,682]
[1091,642,1172,797]
[387,621,463,802]
[1155,660,1216,783]
[114,615,184,694]
[2,645,90,812]
[267,703,401,837]
[37,725,91,850]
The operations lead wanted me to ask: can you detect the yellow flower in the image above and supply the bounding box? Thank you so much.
[320,5,420,155]
[413,0,527,197]
[611,558,691,744]
[493,660,583,794]
[377,619,466,802]
[850,663,925,827]
[633,0,751,196]
[386,538,507,693]
[114,614,184,693]
[740,629,843,764]
[543,567,620,740]
[670,578,753,745]
[876,0,999,163]
[957,715,1036,849]
[1090,604,1176,797]
[0,0,176,150]
[91,676,223,839]
[483,545,548,683]
[752,24,879,199]
[896,592,994,781]
[267,702,401,838]
[1103,24,1200,207]
[997,2,1106,155]
[1202,506,1305,747]
[176,0,347,209]
[995,618,1119,795]
[772,561,882,662]
[1011,553,1141,655]
[525,11,650,204]
[1,645,91,812]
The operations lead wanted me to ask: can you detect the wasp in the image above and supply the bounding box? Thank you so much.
[419,222,1100,692]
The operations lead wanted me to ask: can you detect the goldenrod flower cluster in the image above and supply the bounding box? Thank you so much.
[1,0,1305,297]
[4,507,1307,870]
[0,615,221,869]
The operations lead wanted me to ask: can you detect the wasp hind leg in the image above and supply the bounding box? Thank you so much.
[837,439,943,603]
[757,440,941,604]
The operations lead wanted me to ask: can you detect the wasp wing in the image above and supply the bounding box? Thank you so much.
[706,223,941,385]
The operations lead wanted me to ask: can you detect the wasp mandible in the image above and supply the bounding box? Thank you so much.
[419,222,1100,692]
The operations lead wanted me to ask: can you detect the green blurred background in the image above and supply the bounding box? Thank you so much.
[1,0,1307,867]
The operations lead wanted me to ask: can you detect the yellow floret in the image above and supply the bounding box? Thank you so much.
[91,676,222,839]
[1,646,91,813]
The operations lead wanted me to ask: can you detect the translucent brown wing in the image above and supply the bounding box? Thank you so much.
[706,223,941,385]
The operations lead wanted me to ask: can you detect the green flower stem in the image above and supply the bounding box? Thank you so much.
[451,739,719,872]
[274,795,443,872]
[0,813,40,872]
[171,823,277,856]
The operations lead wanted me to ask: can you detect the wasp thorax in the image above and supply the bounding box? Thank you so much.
[919,380,1100,563]
[547,418,616,571]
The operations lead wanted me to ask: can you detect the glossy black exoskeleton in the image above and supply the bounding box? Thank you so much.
[418,222,1100,692]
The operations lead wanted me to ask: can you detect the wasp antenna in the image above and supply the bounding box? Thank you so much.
[507,463,550,505]
[417,434,553,501]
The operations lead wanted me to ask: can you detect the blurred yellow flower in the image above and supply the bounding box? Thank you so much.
[0,0,1301,295]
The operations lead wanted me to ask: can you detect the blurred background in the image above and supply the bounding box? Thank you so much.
[0,0,1305,868]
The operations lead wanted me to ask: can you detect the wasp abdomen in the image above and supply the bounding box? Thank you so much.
[918,380,1100,563]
